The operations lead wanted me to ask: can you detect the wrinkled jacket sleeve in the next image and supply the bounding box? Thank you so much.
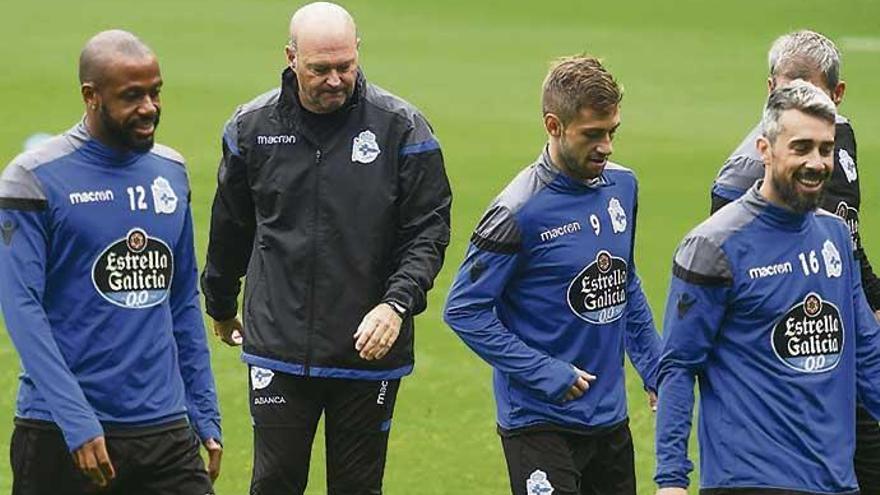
[623,195,661,391]
[381,112,452,315]
[0,159,103,451]
[201,109,256,321]
[655,236,732,489]
[443,205,577,403]
[171,187,221,443]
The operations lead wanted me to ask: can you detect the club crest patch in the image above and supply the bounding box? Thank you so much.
[151,176,178,214]
[567,250,628,324]
[838,149,857,183]
[771,292,843,373]
[822,239,842,278]
[352,129,381,164]
[251,366,275,390]
[526,470,553,495]
[607,197,627,234]
[92,228,173,308]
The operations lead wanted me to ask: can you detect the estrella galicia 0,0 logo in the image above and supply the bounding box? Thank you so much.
[567,250,628,324]
[92,228,174,308]
[771,292,844,373]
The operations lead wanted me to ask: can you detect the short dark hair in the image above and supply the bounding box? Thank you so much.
[542,55,622,124]
[79,30,153,85]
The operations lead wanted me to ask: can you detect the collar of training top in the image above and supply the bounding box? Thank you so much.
[538,145,613,192]
[743,181,812,232]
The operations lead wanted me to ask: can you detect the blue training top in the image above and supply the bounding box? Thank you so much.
[655,184,880,494]
[444,148,660,431]
[0,121,220,451]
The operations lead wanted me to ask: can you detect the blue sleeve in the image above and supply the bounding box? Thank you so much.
[0,207,103,451]
[623,186,661,391]
[624,269,661,391]
[443,243,578,403]
[654,273,729,488]
[171,202,221,443]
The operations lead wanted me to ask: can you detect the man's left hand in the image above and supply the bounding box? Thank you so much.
[648,390,658,412]
[204,438,222,483]
[874,310,880,322]
[354,303,403,361]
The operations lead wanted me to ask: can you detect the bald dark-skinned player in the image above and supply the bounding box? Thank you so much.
[0,30,221,494]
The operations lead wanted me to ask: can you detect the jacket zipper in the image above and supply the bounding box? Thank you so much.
[304,148,322,376]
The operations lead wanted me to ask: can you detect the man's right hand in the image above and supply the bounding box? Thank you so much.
[656,488,688,495]
[562,366,596,402]
[73,436,115,488]
[213,317,243,346]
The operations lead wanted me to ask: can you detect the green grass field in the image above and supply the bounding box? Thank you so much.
[2,0,879,492]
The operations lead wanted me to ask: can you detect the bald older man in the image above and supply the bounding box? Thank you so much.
[201,2,451,494]
[0,30,221,494]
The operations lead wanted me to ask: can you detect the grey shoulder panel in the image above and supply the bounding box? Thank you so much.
[11,134,78,173]
[673,235,733,286]
[714,124,764,192]
[0,150,58,210]
[603,160,637,188]
[364,84,437,147]
[673,201,757,285]
[237,88,281,118]
[604,160,634,175]
[151,143,186,167]
[223,89,279,157]
[496,162,555,215]
[470,162,552,253]
[0,127,86,210]
[471,205,521,254]
[816,207,851,233]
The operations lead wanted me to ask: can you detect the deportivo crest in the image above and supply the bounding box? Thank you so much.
[771,293,843,373]
[822,239,842,278]
[838,149,857,183]
[526,470,553,495]
[567,250,628,324]
[151,176,178,215]
[607,197,627,234]
[92,228,173,308]
[251,366,275,390]
[352,130,381,164]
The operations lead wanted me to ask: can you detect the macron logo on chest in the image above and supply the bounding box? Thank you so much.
[256,134,297,146]
[69,189,114,205]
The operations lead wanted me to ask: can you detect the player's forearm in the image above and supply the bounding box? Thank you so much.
[624,274,661,389]
[444,307,575,401]
[170,292,221,442]
[174,323,221,442]
[654,366,696,488]
[2,298,102,450]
